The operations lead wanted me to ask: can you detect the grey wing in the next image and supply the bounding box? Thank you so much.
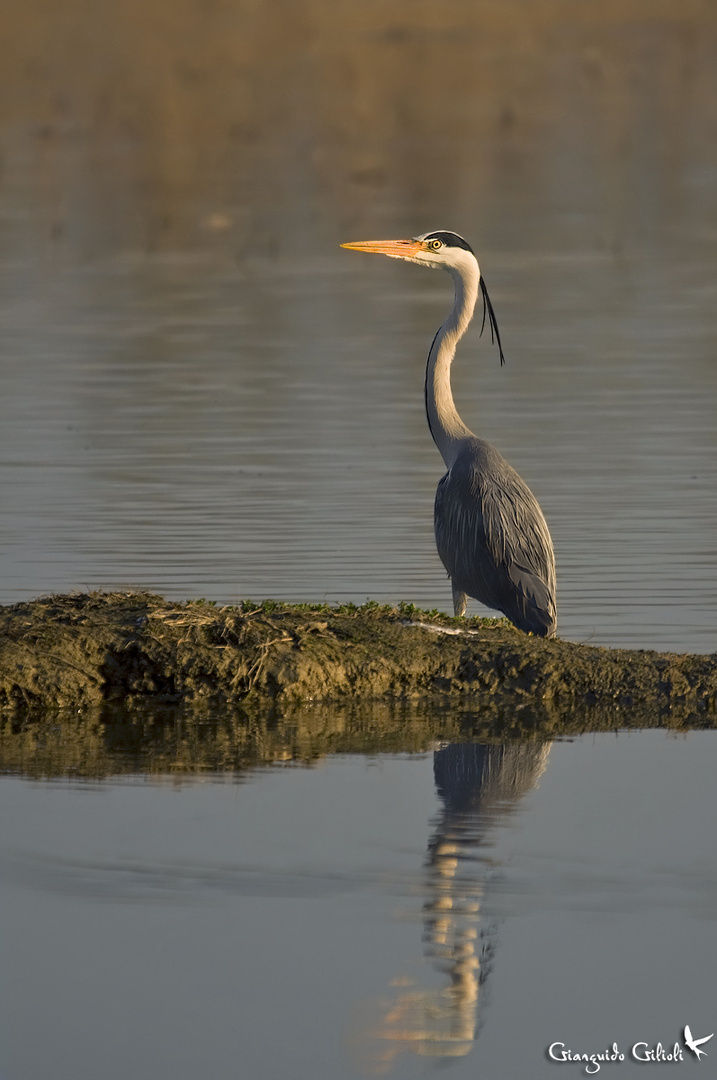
[434,464,557,636]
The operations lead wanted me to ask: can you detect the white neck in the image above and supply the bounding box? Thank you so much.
[424,257,480,468]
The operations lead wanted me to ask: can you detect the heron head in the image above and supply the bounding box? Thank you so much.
[341,230,476,272]
[341,230,505,365]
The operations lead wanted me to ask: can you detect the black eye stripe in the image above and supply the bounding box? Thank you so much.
[423,231,474,253]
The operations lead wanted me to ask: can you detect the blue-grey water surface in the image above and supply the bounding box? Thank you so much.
[2,731,716,1080]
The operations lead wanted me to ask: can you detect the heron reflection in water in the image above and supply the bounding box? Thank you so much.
[361,740,550,1070]
[342,232,556,637]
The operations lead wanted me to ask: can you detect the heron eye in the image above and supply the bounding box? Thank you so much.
[429,239,442,250]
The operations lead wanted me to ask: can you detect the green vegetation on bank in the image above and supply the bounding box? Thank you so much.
[0,591,714,717]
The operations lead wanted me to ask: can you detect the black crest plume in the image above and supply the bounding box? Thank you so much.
[479,276,505,366]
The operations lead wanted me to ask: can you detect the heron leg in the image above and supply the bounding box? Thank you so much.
[451,581,468,618]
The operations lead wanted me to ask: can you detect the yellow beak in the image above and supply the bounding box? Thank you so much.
[340,238,423,259]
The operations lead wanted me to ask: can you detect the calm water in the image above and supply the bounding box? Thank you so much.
[1,1,716,652]
[2,730,716,1080]
[2,7,717,1077]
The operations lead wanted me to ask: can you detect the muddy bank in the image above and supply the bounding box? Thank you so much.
[0,592,715,718]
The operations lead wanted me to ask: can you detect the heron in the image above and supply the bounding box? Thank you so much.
[341,230,557,637]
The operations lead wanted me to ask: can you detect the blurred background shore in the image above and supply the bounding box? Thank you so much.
[3,0,717,256]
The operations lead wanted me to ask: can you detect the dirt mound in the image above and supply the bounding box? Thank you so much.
[0,592,715,719]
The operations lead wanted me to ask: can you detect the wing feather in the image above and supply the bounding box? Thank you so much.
[434,440,556,636]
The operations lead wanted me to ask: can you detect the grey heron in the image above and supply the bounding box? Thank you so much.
[341,230,557,637]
